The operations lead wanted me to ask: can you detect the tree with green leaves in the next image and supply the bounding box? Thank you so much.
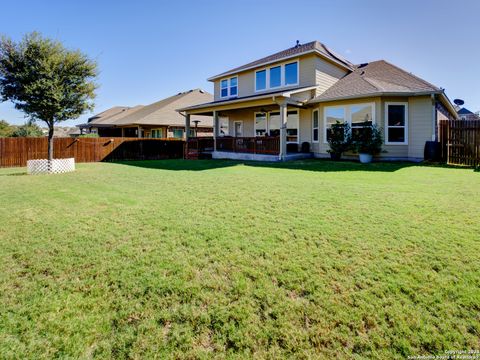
[11,121,44,137]
[0,119,14,137]
[0,32,97,161]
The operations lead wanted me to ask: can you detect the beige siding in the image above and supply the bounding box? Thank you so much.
[213,53,347,100]
[315,57,348,97]
[408,96,434,159]
[310,96,433,160]
[299,108,312,146]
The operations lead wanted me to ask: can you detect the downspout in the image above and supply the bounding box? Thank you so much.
[431,93,437,141]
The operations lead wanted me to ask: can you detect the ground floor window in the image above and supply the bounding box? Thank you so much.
[350,104,374,141]
[218,117,229,137]
[312,110,319,142]
[151,128,164,138]
[324,103,375,143]
[254,110,299,143]
[325,106,346,142]
[255,113,267,136]
[385,102,408,144]
[286,110,299,143]
[268,112,281,137]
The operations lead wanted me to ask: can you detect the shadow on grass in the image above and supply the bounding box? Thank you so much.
[0,171,27,176]
[111,158,423,173]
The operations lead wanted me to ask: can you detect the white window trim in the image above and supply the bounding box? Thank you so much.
[323,103,376,144]
[385,102,408,145]
[254,60,299,93]
[312,109,319,143]
[220,76,238,99]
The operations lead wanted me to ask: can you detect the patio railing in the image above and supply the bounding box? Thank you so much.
[216,136,280,155]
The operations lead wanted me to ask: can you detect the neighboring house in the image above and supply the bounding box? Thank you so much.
[457,107,480,121]
[178,41,458,161]
[41,126,81,137]
[79,89,213,138]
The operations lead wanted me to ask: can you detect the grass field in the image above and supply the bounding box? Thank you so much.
[0,159,479,359]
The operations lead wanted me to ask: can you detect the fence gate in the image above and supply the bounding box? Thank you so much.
[439,120,480,167]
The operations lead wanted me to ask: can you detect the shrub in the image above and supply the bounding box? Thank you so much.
[353,123,383,155]
[327,121,352,157]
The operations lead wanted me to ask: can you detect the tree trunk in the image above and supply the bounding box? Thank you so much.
[48,125,54,162]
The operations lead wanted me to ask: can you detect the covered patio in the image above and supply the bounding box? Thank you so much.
[179,89,314,161]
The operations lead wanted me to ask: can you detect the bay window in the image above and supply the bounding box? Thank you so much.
[350,104,374,141]
[324,103,376,143]
[220,77,238,98]
[324,106,346,143]
[385,102,408,144]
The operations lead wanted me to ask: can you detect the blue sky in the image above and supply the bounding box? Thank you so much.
[1,0,479,126]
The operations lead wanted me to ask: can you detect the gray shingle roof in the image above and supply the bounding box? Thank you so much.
[209,41,354,80]
[310,60,441,102]
[88,106,130,123]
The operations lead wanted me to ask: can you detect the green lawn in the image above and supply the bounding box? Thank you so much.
[0,160,479,359]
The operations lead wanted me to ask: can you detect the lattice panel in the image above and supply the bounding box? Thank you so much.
[27,158,75,175]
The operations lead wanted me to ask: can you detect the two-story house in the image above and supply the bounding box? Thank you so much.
[178,41,457,161]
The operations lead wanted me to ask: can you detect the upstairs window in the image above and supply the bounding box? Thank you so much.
[255,61,299,92]
[385,102,408,144]
[255,70,266,91]
[285,62,298,85]
[221,79,228,97]
[269,66,281,88]
[220,77,238,98]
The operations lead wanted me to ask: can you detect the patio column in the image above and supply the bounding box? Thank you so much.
[279,103,287,161]
[185,114,191,140]
[213,111,219,152]
[121,127,125,138]
[137,126,141,138]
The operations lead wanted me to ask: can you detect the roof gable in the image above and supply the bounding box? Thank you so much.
[208,41,354,81]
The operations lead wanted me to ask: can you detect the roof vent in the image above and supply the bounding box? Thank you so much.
[357,63,368,68]
[199,89,204,93]
[295,40,300,48]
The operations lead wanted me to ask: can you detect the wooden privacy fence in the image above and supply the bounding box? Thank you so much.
[439,120,480,167]
[0,137,185,168]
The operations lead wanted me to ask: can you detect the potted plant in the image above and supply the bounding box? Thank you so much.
[327,121,352,160]
[353,123,383,163]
